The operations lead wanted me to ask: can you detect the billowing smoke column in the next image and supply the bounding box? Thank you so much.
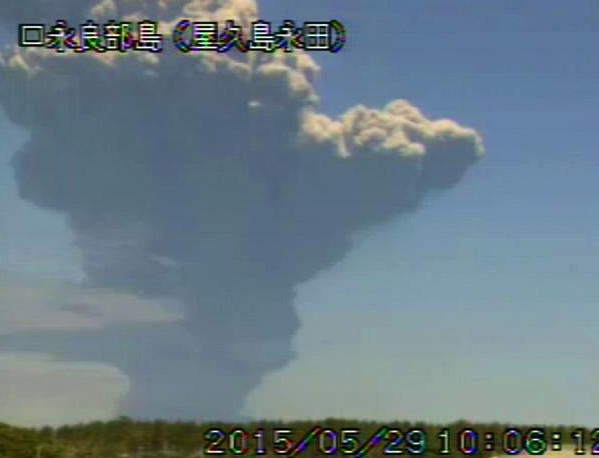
[0,0,484,421]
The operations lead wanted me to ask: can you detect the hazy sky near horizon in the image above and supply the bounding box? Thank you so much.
[1,0,598,427]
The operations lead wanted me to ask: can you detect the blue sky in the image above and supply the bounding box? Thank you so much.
[1,0,598,427]
[246,0,599,425]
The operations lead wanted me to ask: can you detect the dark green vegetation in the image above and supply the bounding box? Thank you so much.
[0,418,591,457]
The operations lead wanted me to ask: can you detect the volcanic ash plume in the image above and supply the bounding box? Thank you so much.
[0,0,484,420]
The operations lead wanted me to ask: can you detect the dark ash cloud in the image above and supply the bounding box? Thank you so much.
[0,0,484,421]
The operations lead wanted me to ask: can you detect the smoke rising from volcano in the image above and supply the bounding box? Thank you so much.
[0,0,484,420]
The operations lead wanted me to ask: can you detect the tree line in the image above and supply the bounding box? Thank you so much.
[0,417,591,458]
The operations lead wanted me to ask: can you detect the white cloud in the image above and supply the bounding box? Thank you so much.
[0,270,183,335]
[0,352,130,427]
[301,100,485,159]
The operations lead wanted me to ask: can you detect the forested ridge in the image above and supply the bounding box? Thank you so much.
[0,418,590,458]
